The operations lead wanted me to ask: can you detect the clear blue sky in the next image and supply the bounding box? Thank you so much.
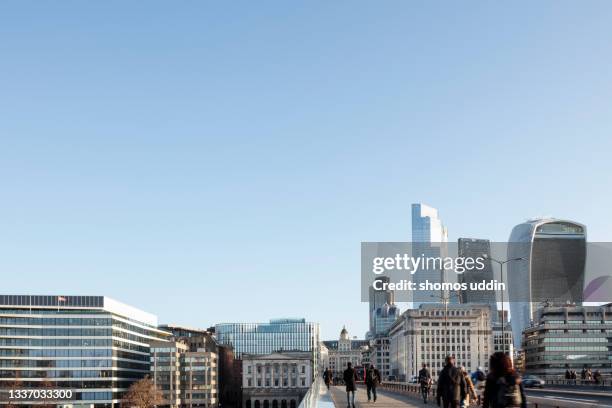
[1,1,611,339]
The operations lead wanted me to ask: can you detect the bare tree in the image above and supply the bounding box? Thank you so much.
[121,376,164,408]
[4,371,22,408]
[38,377,55,408]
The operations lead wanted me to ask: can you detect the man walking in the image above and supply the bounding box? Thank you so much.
[366,364,381,402]
[324,367,333,390]
[437,355,466,408]
[344,362,358,408]
[419,363,432,403]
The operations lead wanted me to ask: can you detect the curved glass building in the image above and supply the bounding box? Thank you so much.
[507,219,587,349]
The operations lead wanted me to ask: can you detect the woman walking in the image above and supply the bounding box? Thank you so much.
[482,352,526,408]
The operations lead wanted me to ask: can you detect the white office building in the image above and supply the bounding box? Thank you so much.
[389,304,492,380]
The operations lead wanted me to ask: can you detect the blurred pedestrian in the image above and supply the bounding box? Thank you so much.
[437,355,466,408]
[594,370,602,385]
[343,362,358,408]
[324,367,332,390]
[482,352,526,408]
[419,363,432,404]
[365,364,381,402]
[460,367,477,407]
[473,367,486,406]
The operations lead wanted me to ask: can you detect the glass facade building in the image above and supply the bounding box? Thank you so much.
[457,238,498,318]
[0,295,170,407]
[411,203,451,307]
[214,319,319,373]
[507,219,587,349]
[522,303,612,375]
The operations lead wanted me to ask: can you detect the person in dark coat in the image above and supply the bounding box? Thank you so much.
[365,364,381,402]
[419,363,432,403]
[437,355,466,408]
[343,362,358,408]
[324,367,333,389]
[482,352,527,408]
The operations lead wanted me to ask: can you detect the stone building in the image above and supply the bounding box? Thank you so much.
[323,327,368,379]
[389,304,492,380]
[241,352,312,408]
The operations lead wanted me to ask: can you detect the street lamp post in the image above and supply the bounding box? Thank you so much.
[484,255,526,354]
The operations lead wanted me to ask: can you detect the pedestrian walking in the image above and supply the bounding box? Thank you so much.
[594,370,602,385]
[437,355,466,408]
[365,364,381,403]
[460,367,477,408]
[324,367,333,390]
[344,362,358,408]
[473,368,486,406]
[482,352,526,408]
[419,363,432,404]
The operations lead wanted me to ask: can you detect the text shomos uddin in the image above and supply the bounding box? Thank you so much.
[373,279,506,292]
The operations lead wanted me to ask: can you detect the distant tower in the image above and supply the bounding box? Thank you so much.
[369,276,394,335]
[458,238,498,319]
[411,203,450,307]
[339,326,351,351]
[508,219,586,349]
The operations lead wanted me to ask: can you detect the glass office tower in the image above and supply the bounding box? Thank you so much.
[457,238,498,318]
[215,319,319,373]
[0,295,170,407]
[411,203,450,307]
[507,219,587,349]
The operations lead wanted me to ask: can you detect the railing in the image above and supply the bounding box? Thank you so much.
[298,377,335,408]
[378,381,610,408]
[542,376,612,389]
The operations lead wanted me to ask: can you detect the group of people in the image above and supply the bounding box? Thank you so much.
[566,367,603,384]
[326,352,526,408]
[323,363,381,407]
[428,353,526,408]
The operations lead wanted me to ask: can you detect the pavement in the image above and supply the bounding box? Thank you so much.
[328,385,612,408]
[329,385,424,408]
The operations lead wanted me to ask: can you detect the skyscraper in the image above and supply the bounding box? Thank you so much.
[411,203,450,307]
[412,204,448,243]
[457,238,498,318]
[507,219,587,349]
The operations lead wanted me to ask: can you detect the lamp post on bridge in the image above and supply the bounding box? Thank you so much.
[483,255,526,354]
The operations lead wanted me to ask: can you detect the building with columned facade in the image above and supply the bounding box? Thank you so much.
[241,352,312,408]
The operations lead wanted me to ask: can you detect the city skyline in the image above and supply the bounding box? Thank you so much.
[2,1,612,339]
